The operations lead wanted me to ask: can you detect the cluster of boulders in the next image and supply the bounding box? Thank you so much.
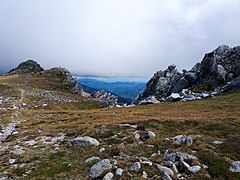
[0,96,17,104]
[66,131,209,179]
[90,90,118,108]
[23,91,79,103]
[135,45,240,104]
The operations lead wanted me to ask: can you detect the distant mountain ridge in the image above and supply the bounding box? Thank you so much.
[77,78,146,101]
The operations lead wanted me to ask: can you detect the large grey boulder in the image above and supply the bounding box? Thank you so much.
[89,159,112,178]
[229,161,240,172]
[173,135,193,146]
[8,60,44,75]
[68,136,100,147]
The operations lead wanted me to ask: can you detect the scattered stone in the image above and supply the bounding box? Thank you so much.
[142,171,148,179]
[99,147,105,153]
[229,161,240,173]
[142,160,153,166]
[162,171,172,180]
[25,140,37,146]
[9,159,16,164]
[85,156,101,163]
[103,172,114,180]
[88,159,112,178]
[156,164,174,176]
[166,93,181,102]
[188,165,201,174]
[115,168,124,176]
[164,150,176,162]
[213,140,223,145]
[133,132,140,140]
[130,162,141,172]
[173,135,193,146]
[139,96,160,105]
[148,131,156,138]
[68,136,100,147]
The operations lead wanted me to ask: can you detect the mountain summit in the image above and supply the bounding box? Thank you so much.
[8,60,44,75]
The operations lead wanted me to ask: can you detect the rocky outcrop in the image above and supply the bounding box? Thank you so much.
[135,45,240,104]
[8,60,44,75]
[90,90,118,108]
[50,67,83,95]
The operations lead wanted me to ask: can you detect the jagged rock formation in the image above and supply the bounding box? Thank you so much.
[90,90,118,108]
[8,60,44,75]
[135,45,240,104]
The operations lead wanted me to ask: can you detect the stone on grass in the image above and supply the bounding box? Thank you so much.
[173,135,193,146]
[130,162,141,172]
[188,165,201,174]
[229,161,240,173]
[156,164,174,176]
[88,159,112,178]
[133,132,140,140]
[85,156,100,163]
[9,159,16,164]
[103,172,114,180]
[142,171,148,179]
[116,168,124,176]
[68,136,100,147]
[148,131,156,138]
[162,171,173,180]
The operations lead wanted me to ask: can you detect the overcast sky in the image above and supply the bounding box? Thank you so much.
[1,0,240,78]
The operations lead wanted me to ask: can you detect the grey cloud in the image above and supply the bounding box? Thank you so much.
[1,0,240,78]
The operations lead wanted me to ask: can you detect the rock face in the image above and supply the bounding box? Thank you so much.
[135,45,240,104]
[8,60,44,75]
[91,90,118,108]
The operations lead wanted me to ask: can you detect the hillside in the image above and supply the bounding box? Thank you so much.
[0,68,240,179]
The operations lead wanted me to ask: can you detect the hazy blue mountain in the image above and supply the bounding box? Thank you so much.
[77,78,146,102]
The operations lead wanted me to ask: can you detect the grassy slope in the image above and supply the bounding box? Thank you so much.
[0,73,240,179]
